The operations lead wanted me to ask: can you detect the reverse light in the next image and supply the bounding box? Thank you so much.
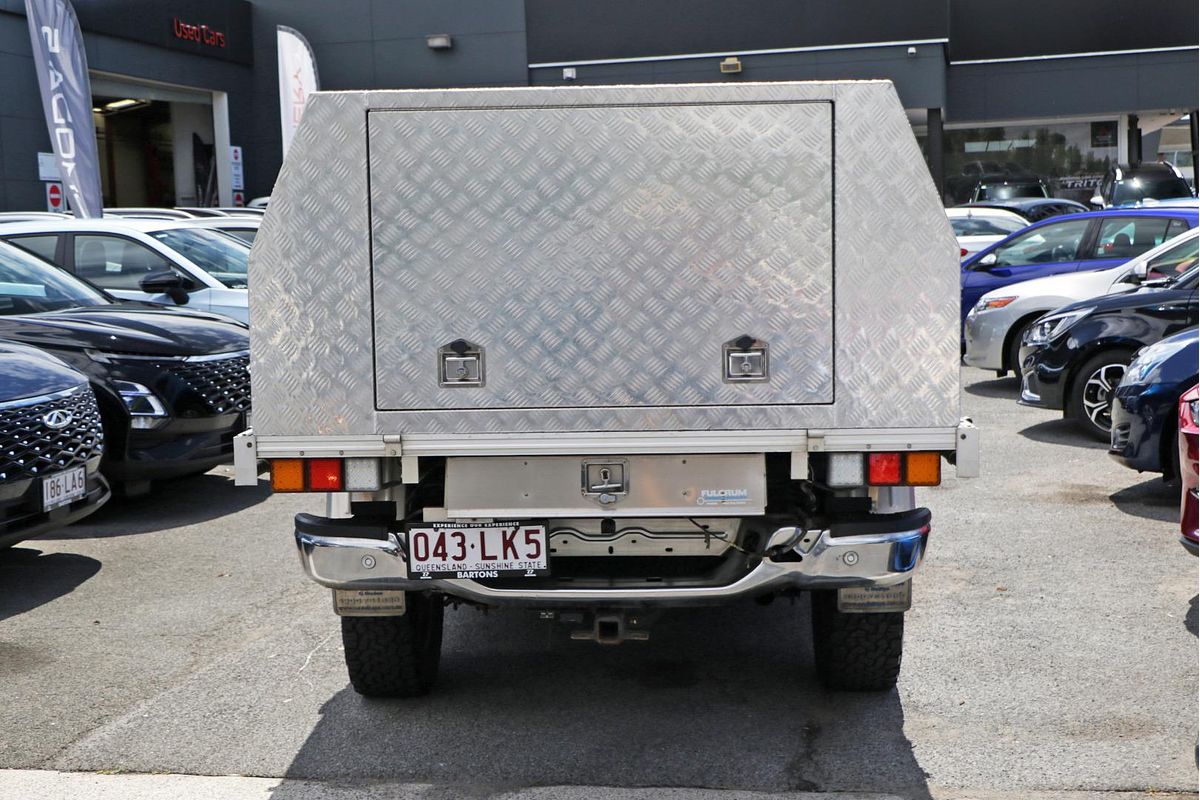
[306,459,344,491]
[867,453,902,485]
[270,459,305,492]
[345,457,382,491]
[827,452,865,487]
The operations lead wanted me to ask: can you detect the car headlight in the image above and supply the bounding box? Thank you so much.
[973,295,1017,313]
[112,380,169,428]
[1024,307,1093,346]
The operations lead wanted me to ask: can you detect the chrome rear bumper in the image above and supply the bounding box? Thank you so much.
[294,515,930,607]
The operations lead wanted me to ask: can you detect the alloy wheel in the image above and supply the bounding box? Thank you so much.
[1080,362,1126,433]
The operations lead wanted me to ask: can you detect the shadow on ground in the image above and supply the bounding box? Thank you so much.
[964,375,1019,399]
[1109,475,1178,523]
[269,598,932,798]
[1186,596,1198,638]
[0,547,100,624]
[39,471,270,540]
[1018,418,1107,451]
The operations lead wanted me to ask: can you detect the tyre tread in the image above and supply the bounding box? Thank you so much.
[810,591,904,691]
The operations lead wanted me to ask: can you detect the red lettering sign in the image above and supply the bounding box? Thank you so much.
[173,18,227,49]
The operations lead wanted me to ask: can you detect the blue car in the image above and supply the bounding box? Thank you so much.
[1109,328,1199,478]
[960,207,1198,326]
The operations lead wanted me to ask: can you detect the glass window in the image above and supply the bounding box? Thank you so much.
[4,234,60,264]
[151,228,248,289]
[1111,177,1193,205]
[1166,218,1190,239]
[975,182,1048,201]
[988,218,1090,268]
[221,228,257,245]
[0,241,107,315]
[1145,235,1199,280]
[73,235,176,291]
[1090,217,1172,259]
[950,218,1022,237]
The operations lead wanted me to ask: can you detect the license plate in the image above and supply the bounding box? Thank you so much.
[406,523,549,578]
[42,466,87,511]
[837,582,912,613]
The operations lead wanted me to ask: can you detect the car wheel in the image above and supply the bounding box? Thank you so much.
[1069,350,1133,441]
[340,592,444,697]
[810,590,904,691]
[1006,318,1037,377]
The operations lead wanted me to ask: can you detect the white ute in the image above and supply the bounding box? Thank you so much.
[236,81,979,696]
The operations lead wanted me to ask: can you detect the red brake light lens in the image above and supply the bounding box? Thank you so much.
[867,453,902,485]
[306,458,344,491]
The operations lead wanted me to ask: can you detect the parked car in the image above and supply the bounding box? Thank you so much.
[104,207,196,220]
[946,207,1027,259]
[1091,163,1194,209]
[1108,329,1198,479]
[970,175,1050,203]
[1178,383,1198,555]
[960,207,1197,326]
[961,198,1089,223]
[183,217,260,246]
[0,218,249,322]
[1017,266,1199,439]
[965,228,1199,375]
[0,241,250,494]
[0,341,109,548]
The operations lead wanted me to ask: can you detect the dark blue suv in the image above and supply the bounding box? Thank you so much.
[960,207,1198,325]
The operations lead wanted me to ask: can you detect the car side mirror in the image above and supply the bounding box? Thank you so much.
[979,252,998,267]
[139,271,190,305]
[1089,194,1104,208]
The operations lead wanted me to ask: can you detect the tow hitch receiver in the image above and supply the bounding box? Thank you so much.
[570,612,650,645]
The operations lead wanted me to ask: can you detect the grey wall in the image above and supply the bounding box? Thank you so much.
[529,43,947,111]
[948,50,1200,123]
[240,0,527,197]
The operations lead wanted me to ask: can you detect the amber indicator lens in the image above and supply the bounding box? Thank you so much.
[270,459,305,492]
[904,452,941,486]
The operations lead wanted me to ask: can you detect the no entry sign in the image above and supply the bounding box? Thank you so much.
[46,182,64,212]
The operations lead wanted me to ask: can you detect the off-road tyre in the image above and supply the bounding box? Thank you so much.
[341,592,444,697]
[810,590,904,691]
[1068,349,1133,442]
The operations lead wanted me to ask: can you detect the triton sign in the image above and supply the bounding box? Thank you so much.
[172,17,227,49]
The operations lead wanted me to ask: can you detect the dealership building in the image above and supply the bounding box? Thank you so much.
[0,0,1196,211]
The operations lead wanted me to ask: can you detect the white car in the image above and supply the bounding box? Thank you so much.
[946,207,1028,259]
[183,217,260,245]
[0,218,249,322]
[963,227,1199,374]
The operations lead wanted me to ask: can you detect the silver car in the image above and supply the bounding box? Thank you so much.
[963,228,1199,375]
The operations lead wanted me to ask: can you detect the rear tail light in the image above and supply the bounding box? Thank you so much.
[960,248,968,258]
[307,459,344,491]
[270,457,381,492]
[826,452,945,487]
[867,453,902,485]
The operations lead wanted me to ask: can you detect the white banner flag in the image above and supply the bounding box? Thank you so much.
[25,0,103,218]
[277,26,319,157]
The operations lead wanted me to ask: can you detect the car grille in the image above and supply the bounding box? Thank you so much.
[0,386,104,483]
[168,354,251,414]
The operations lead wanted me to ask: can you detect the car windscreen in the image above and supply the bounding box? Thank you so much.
[151,228,249,289]
[1112,177,1193,205]
[950,217,1024,236]
[0,241,108,314]
[977,183,1047,201]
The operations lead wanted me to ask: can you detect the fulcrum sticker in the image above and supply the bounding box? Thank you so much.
[697,488,749,506]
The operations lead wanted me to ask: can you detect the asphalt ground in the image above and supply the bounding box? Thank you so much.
[0,367,1196,798]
